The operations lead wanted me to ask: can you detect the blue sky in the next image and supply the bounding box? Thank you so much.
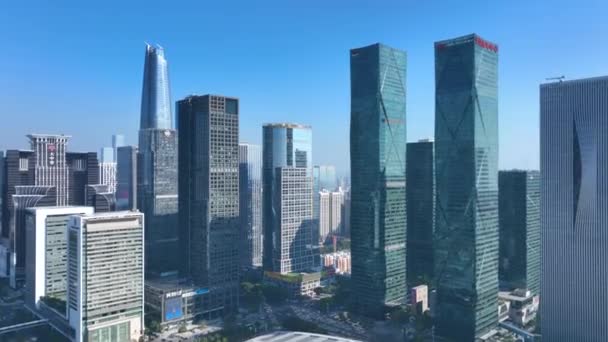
[1,0,607,176]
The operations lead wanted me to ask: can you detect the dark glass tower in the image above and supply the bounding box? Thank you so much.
[349,43,407,317]
[498,170,540,295]
[406,140,434,287]
[239,143,263,268]
[434,34,499,340]
[541,76,608,341]
[177,95,240,316]
[138,44,179,277]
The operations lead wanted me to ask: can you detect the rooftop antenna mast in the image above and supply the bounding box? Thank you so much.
[546,75,565,82]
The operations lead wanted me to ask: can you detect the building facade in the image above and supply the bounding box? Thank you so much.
[349,43,407,316]
[99,147,117,193]
[85,184,116,212]
[262,123,316,272]
[406,140,434,286]
[28,134,70,206]
[10,186,56,288]
[24,206,94,310]
[498,170,540,295]
[177,95,240,317]
[138,44,179,277]
[540,76,608,341]
[67,211,144,342]
[433,34,499,340]
[116,146,137,211]
[239,143,263,269]
[272,167,315,273]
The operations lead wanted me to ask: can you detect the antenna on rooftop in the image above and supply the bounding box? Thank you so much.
[546,75,565,82]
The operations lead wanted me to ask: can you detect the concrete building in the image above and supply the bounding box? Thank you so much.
[24,206,94,310]
[319,189,344,243]
[28,134,70,205]
[177,95,240,317]
[433,34,499,340]
[239,143,263,269]
[540,76,608,341]
[272,167,315,273]
[350,43,407,317]
[99,147,117,193]
[67,211,144,342]
[264,271,321,298]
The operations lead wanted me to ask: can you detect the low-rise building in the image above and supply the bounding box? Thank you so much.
[410,284,429,314]
[264,271,321,298]
[144,277,214,328]
[498,289,539,327]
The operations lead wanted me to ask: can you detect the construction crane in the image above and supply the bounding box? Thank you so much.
[546,75,565,82]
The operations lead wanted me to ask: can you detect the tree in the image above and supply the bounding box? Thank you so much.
[313,287,323,296]
[261,284,288,304]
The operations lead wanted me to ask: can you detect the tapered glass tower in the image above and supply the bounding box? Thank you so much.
[349,43,407,317]
[138,44,179,277]
[434,34,499,341]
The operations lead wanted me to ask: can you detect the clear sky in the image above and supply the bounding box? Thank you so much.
[1,0,607,176]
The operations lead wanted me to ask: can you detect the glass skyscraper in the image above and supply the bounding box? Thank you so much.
[349,43,407,317]
[262,123,315,272]
[498,170,540,295]
[434,34,499,340]
[239,143,263,268]
[138,44,179,277]
[177,95,240,316]
[406,140,434,287]
[540,76,608,341]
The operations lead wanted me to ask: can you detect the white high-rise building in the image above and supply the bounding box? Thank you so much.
[318,189,345,243]
[68,211,144,342]
[99,147,117,193]
[25,206,94,311]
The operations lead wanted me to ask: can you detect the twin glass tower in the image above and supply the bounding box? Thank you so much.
[350,34,499,340]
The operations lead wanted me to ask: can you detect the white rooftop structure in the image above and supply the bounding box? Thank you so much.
[247,331,362,342]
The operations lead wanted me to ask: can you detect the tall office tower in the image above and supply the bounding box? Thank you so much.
[28,134,70,205]
[116,146,138,210]
[67,211,144,342]
[434,34,499,340]
[66,152,99,206]
[319,189,345,244]
[498,170,540,295]
[10,185,56,288]
[272,168,314,273]
[262,123,314,271]
[343,188,351,236]
[112,134,125,160]
[313,165,337,237]
[540,76,608,341]
[406,140,434,286]
[319,191,331,243]
[85,184,116,212]
[139,43,179,277]
[0,151,4,235]
[1,150,33,239]
[25,206,94,310]
[239,143,263,268]
[177,95,240,316]
[349,43,407,317]
[99,147,117,193]
[330,190,344,235]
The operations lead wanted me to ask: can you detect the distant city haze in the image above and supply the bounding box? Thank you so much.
[2,1,608,175]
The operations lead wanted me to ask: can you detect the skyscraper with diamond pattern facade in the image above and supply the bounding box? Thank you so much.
[349,43,407,317]
[433,34,499,340]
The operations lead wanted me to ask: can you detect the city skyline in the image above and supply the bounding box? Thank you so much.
[4,1,608,176]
